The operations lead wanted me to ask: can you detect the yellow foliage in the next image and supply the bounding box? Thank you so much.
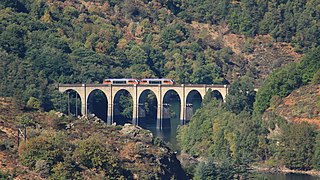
[40,11,53,23]
[117,38,128,49]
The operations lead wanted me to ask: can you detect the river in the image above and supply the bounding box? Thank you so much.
[147,100,181,151]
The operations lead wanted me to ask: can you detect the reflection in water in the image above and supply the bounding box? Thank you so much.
[147,99,200,152]
[136,97,183,151]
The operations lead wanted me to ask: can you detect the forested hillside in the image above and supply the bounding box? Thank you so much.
[176,0,319,51]
[177,47,320,178]
[1,0,320,178]
[1,0,316,111]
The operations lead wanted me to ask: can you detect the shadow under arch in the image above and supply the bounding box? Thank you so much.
[138,89,158,130]
[87,89,108,122]
[186,90,202,123]
[163,90,181,129]
[113,89,133,125]
[62,89,82,117]
[212,90,224,102]
[159,90,181,146]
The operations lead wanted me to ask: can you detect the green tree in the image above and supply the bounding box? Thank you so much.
[70,47,110,83]
[253,63,302,114]
[300,47,320,84]
[280,123,316,170]
[311,69,320,85]
[19,131,68,172]
[26,97,41,110]
[194,159,217,180]
[226,76,255,114]
[0,23,27,57]
[160,23,188,48]
[73,134,123,177]
[312,132,320,170]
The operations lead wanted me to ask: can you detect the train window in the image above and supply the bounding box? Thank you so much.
[150,81,161,84]
[114,80,126,84]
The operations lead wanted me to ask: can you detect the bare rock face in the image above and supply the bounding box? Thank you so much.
[120,123,143,135]
[120,123,153,142]
[118,124,187,179]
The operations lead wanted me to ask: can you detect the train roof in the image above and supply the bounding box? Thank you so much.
[140,78,174,81]
[104,78,139,80]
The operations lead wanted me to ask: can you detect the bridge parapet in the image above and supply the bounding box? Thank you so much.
[58,83,229,88]
[58,84,85,87]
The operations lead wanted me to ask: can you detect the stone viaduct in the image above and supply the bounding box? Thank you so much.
[58,84,229,129]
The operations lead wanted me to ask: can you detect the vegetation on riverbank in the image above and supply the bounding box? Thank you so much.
[177,47,320,178]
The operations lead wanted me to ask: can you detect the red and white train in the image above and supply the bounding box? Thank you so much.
[103,78,139,84]
[103,78,175,85]
[140,78,175,85]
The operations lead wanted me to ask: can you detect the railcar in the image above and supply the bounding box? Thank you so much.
[140,78,175,85]
[103,78,139,84]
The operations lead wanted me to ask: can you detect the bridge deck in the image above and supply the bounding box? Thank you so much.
[58,83,228,88]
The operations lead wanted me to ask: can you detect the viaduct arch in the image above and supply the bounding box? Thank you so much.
[58,84,228,129]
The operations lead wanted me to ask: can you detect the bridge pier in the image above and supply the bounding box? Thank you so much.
[157,102,162,129]
[80,84,87,116]
[180,84,186,126]
[132,103,138,125]
[107,103,112,125]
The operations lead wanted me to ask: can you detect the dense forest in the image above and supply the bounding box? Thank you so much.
[0,0,318,111]
[0,0,320,179]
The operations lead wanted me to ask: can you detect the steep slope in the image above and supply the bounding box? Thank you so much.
[188,21,301,83]
[0,98,186,179]
[267,84,320,127]
[0,98,44,179]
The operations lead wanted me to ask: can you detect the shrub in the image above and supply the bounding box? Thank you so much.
[72,135,124,178]
[18,131,66,169]
[35,160,50,178]
[0,170,9,180]
[194,160,217,180]
[311,69,320,85]
[51,160,78,179]
[0,140,14,151]
[26,97,41,110]
[280,123,316,170]
[269,95,282,110]
[16,114,35,127]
